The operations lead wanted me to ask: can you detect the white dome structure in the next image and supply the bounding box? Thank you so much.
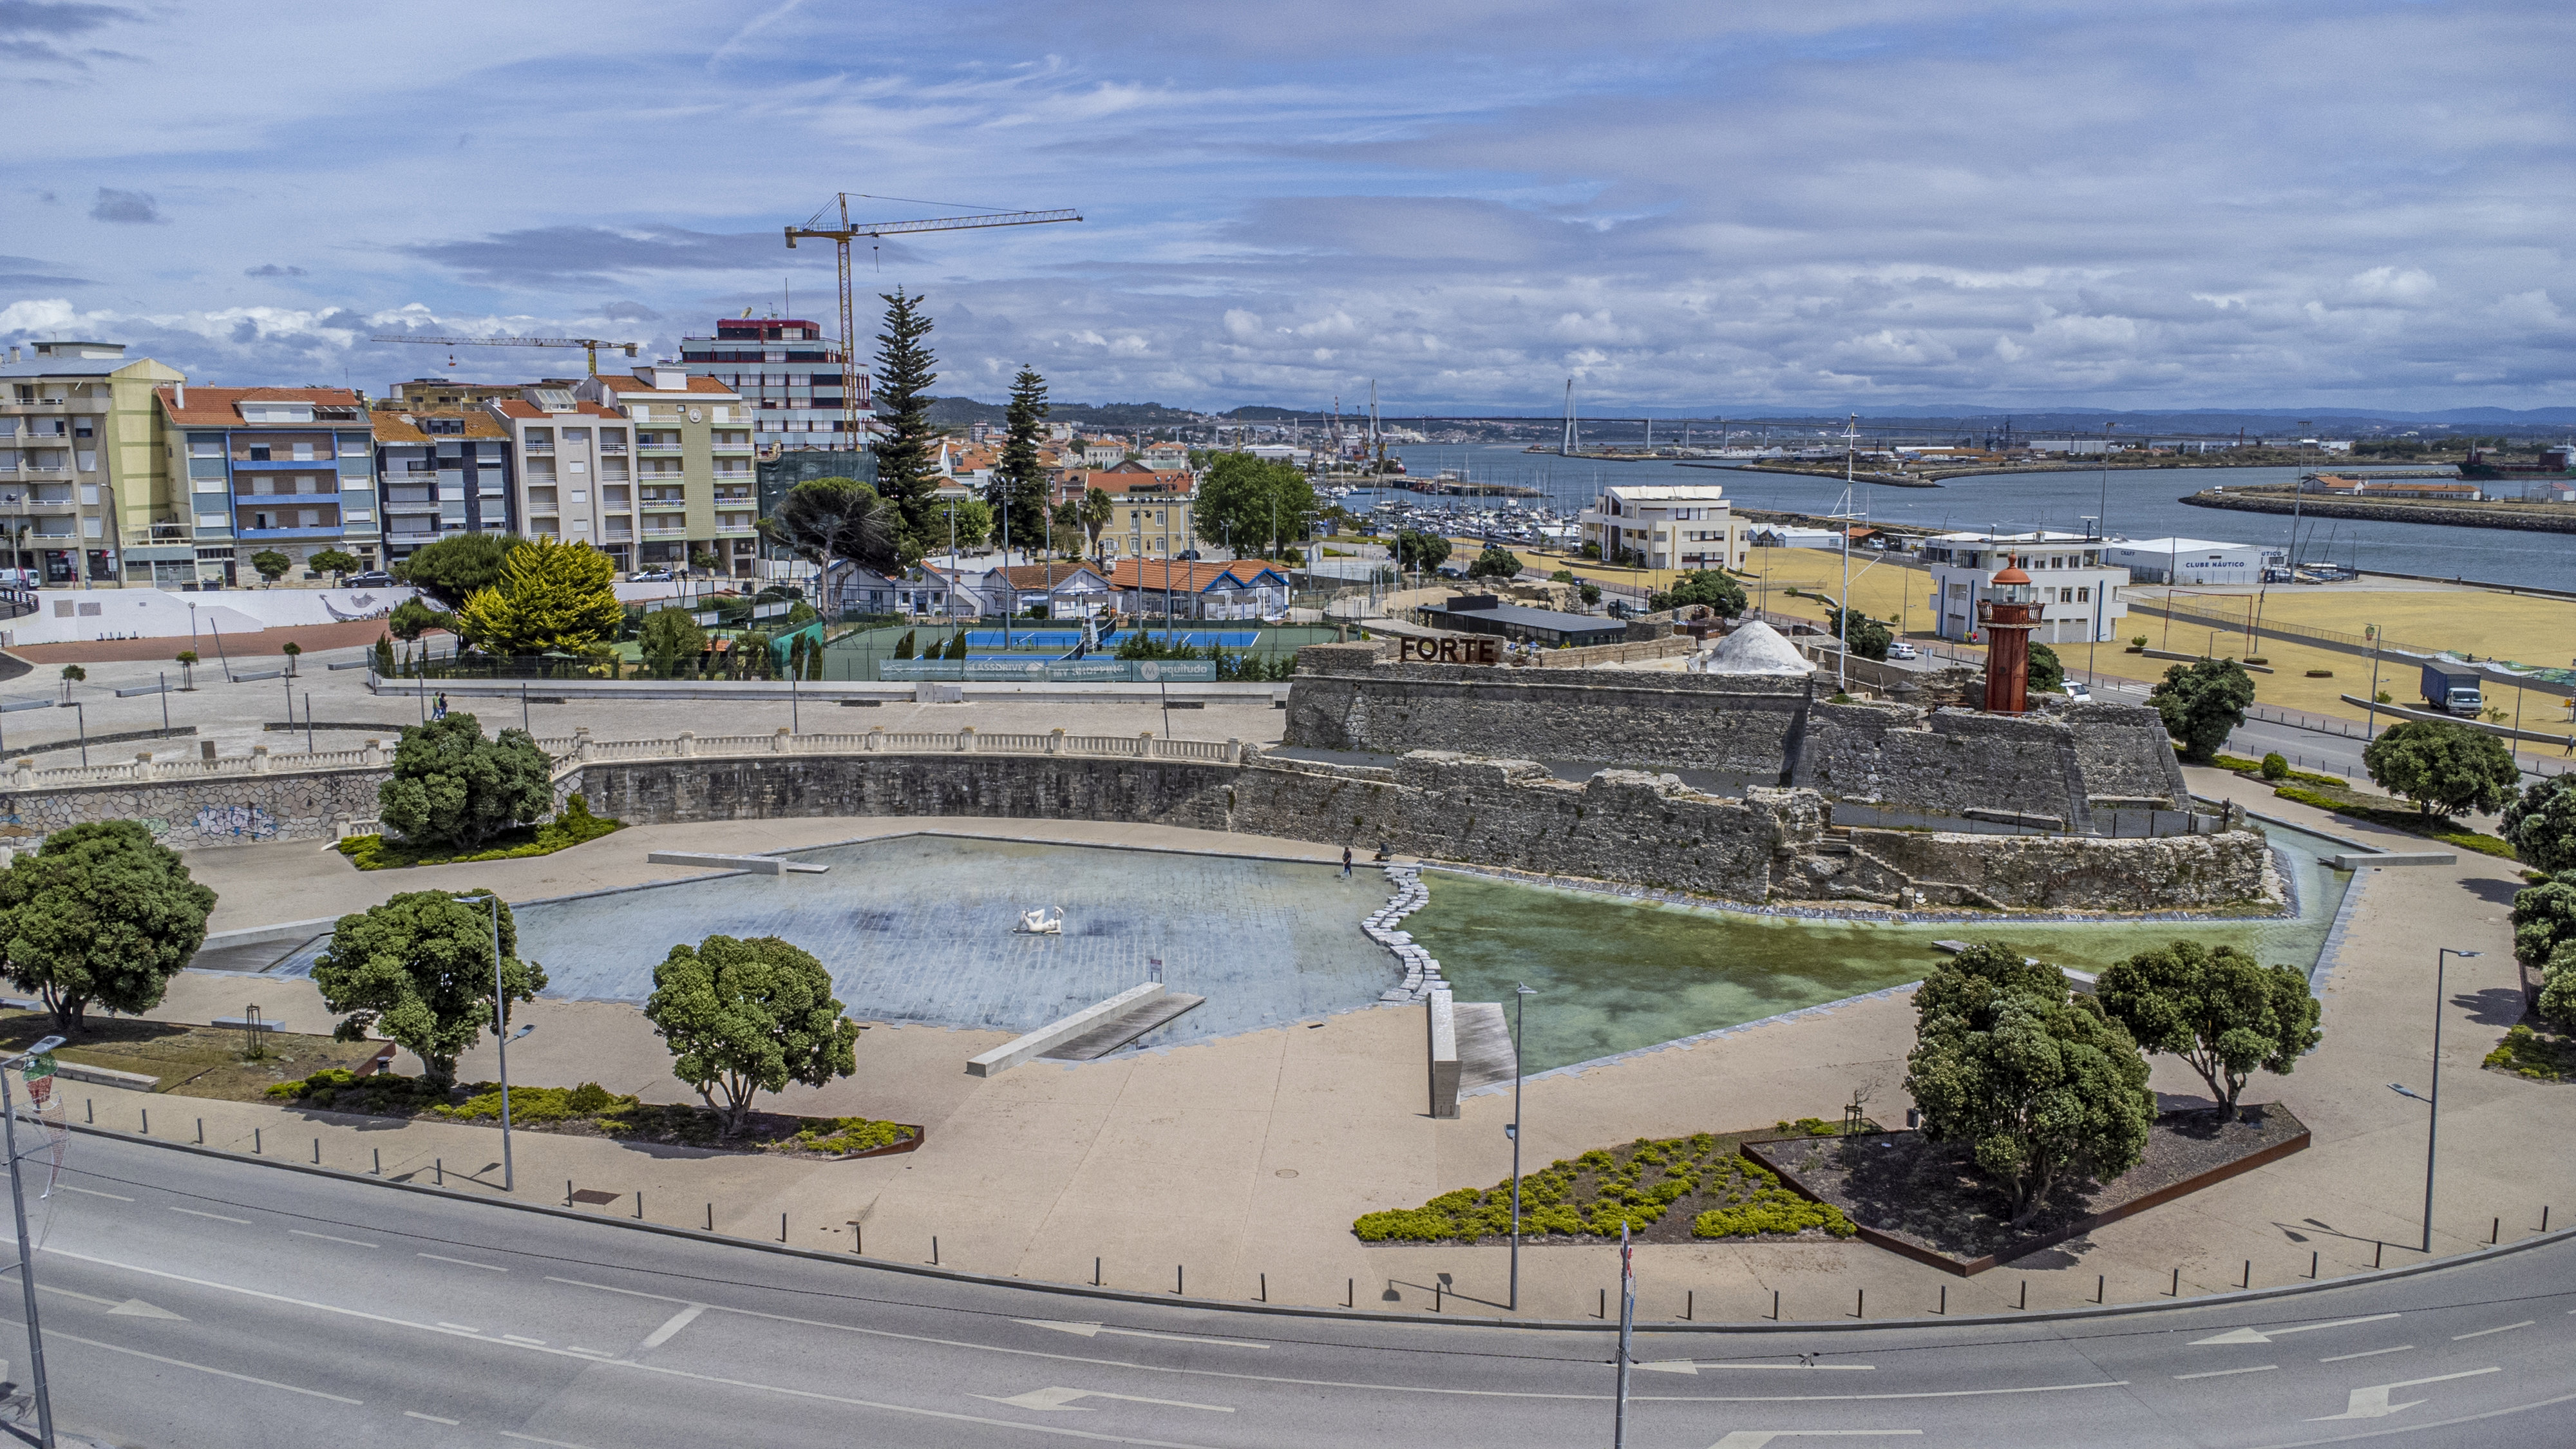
[1696,618,1815,676]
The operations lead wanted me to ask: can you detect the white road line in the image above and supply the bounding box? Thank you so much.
[418,1252,507,1272]
[1015,1320,1269,1349]
[404,1411,460,1425]
[2174,1365,2277,1380]
[437,1322,481,1333]
[639,1303,705,1351]
[2192,1312,2400,1346]
[978,1387,1235,1414]
[2453,1321,2533,1341]
[289,1229,379,1249]
[166,1207,251,1225]
[1708,1435,1920,1448]
[36,1285,121,1308]
[500,1433,603,1449]
[2320,1345,2414,1363]
[56,1184,132,1202]
[48,1329,361,1404]
[502,1334,548,1345]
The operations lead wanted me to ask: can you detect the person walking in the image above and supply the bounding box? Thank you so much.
[1341,844,1353,878]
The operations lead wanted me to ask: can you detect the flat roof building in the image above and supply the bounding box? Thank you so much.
[1918,531,2129,645]
[1420,594,1627,648]
[2099,538,2284,587]
[1578,482,1748,571]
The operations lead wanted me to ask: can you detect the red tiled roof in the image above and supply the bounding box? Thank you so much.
[1104,560,1282,592]
[995,563,1108,589]
[591,372,739,396]
[156,385,364,426]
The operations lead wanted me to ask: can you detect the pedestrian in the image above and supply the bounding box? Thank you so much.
[434,691,448,721]
[1341,844,1353,878]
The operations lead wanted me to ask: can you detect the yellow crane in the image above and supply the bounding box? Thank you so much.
[785,194,1081,436]
[368,334,643,375]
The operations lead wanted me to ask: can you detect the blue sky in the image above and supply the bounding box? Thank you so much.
[2,0,2569,413]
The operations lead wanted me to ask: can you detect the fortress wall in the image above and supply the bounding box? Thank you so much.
[1841,826,2275,912]
[0,768,390,849]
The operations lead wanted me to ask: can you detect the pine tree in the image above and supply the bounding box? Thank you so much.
[452,538,623,658]
[871,289,940,564]
[987,366,1050,555]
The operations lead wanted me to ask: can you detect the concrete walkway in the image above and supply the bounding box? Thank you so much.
[102,785,2571,1322]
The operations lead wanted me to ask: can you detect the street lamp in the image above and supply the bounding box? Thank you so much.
[1,1031,65,1448]
[1506,982,1535,1312]
[2390,947,2481,1255]
[453,892,533,1192]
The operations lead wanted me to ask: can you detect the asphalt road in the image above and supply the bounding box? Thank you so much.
[10,1133,2576,1448]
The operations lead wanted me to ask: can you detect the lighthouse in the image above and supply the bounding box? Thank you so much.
[1978,565,2040,713]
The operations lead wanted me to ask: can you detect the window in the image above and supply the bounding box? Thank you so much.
[563,428,589,443]
[248,444,272,462]
[292,442,315,462]
[2076,586,2090,602]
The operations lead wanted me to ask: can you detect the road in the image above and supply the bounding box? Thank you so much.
[10,1133,2576,1448]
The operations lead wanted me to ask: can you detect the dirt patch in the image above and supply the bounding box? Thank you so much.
[1748,1104,2309,1274]
[0,1010,388,1101]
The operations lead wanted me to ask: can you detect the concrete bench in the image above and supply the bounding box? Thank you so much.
[2331,851,2456,869]
[1426,989,1459,1119]
[54,1061,158,1092]
[646,851,829,876]
[969,984,1165,1078]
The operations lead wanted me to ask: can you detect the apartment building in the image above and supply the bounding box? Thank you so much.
[372,409,515,562]
[1920,530,2129,645]
[576,367,756,577]
[383,378,557,413]
[674,317,863,450]
[1,340,186,586]
[480,389,630,565]
[156,385,380,586]
[1578,482,1748,571]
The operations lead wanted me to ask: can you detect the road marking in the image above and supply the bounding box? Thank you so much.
[419,1252,506,1273]
[638,1303,704,1350]
[1708,1434,1920,1448]
[1642,1361,1875,1376]
[39,1281,184,1320]
[2193,1312,2400,1346]
[2309,1366,2499,1421]
[1013,1320,1268,1350]
[976,1387,1234,1414]
[2320,1345,2413,1363]
[57,1184,131,1202]
[568,1347,613,1358]
[2452,1321,2533,1341]
[2174,1365,2276,1380]
[500,1434,603,1449]
[37,1285,119,1307]
[437,1322,481,1333]
[404,1412,460,1425]
[289,1229,379,1249]
[166,1206,252,1225]
[502,1334,548,1345]
[48,1329,361,1404]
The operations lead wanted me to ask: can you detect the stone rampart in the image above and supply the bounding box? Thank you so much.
[1831,828,2273,911]
[0,768,390,849]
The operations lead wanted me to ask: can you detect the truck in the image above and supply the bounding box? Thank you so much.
[2421,661,2485,717]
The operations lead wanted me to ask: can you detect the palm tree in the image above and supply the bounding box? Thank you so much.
[1079,486,1114,567]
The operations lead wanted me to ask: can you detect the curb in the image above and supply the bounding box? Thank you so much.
[66,1119,2576,1336]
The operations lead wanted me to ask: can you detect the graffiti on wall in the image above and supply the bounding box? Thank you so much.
[195,804,276,841]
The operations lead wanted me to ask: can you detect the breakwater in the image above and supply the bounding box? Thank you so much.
[2183,488,2576,535]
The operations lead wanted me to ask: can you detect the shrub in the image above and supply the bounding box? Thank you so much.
[792,1117,915,1155]
[2259,752,2289,781]
[2306,669,2334,678]
[1692,1194,1857,1240]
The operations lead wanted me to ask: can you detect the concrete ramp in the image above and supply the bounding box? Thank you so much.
[1039,992,1205,1061]
[969,983,1165,1077]
[1454,1003,1516,1094]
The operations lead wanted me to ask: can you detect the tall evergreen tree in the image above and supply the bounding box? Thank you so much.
[869,289,941,564]
[987,366,1052,556]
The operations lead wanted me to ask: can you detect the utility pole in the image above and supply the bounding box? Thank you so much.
[3,1032,65,1448]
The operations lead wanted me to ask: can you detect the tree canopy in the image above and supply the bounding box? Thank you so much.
[930,495,991,553]
[764,476,900,578]
[2027,642,2066,694]
[1902,942,2155,1226]
[310,889,545,1084]
[2150,658,2255,762]
[388,596,452,643]
[869,289,941,564]
[638,607,708,676]
[2095,940,2320,1120]
[643,934,858,1133]
[397,532,527,609]
[1394,529,1451,574]
[1193,453,1316,557]
[987,366,1052,553]
[1651,569,1748,618]
[1078,487,1115,561]
[2503,777,2576,875]
[2512,872,2576,978]
[0,820,215,1034]
[250,549,292,583]
[1824,603,1891,661]
[310,548,359,577]
[2362,719,2519,818]
[453,537,621,657]
[1466,545,1523,582]
[377,713,554,851]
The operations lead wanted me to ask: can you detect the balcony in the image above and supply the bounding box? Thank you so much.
[236,525,350,540]
[639,498,688,512]
[641,524,688,538]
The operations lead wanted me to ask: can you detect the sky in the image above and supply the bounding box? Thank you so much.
[2,0,2570,415]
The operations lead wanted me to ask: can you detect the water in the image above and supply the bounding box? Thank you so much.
[1410,824,2353,1075]
[1370,444,2575,592]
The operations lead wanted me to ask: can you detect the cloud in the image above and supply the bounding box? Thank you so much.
[0,254,93,287]
[0,0,131,66]
[596,299,662,321]
[87,186,158,223]
[243,263,307,278]
[395,224,848,287]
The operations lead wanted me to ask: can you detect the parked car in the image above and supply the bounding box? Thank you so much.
[1886,640,1918,660]
[344,570,395,588]
[1177,549,1202,561]
[2062,680,2093,704]
[628,568,674,583]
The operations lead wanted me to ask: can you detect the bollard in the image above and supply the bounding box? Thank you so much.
[373,1148,381,1176]
[1347,1278,1355,1309]
[1259,1273,1267,1303]
[2017,1280,2027,1311]
[313,1138,320,1164]
[566,1180,574,1207]
[196,1119,204,1146]
[2491,1217,2500,1245]
[1094,1256,1102,1287]
[1938,1284,1946,1315]
[437,1158,443,1186]
[932,1236,940,1266]
[2096,1274,2106,1303]
[1434,1282,1441,1312]
[2374,1240,2383,1269]
[86,1099,93,1124]
[1772,1289,1781,1321]
[253,1127,260,1155]
[1599,1288,1607,1319]
[140,1108,148,1135]
[1855,1288,1864,1319]
[635,1192,643,1221]
[781,1213,788,1244]
[2169,1267,2179,1296]
[706,1203,714,1232]
[2309,1251,2318,1280]
[2545,1206,2553,1233]
[853,1223,863,1255]
[1175,1265,1184,1296]
[2241,1260,2251,1289]
[1685,1289,1692,1321]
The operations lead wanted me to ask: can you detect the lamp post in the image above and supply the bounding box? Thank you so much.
[454,891,533,1192]
[1507,982,1535,1312]
[2,1032,65,1448]
[2390,947,2481,1255]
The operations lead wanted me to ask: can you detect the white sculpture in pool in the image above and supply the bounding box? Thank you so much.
[1016,906,1065,936]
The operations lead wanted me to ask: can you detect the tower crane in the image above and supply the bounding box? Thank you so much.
[368,334,643,375]
[784,194,1081,437]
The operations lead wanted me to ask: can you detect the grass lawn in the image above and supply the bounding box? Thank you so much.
[265,1068,917,1159]
[0,1010,387,1101]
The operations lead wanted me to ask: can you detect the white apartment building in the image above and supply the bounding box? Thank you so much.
[484,390,633,565]
[2099,538,2284,587]
[576,368,757,576]
[1578,482,1749,571]
[1920,531,2130,645]
[674,316,863,451]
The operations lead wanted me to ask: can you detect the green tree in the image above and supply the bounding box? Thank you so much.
[377,713,553,851]
[643,934,858,1134]
[0,820,215,1034]
[1652,569,1748,618]
[388,596,453,643]
[2512,873,2576,979]
[310,889,545,1085]
[942,630,968,661]
[1578,581,1602,607]
[1194,453,1316,557]
[1079,486,1114,562]
[281,641,303,676]
[1902,942,2155,1226]
[638,607,707,677]
[310,548,359,578]
[764,477,901,578]
[175,649,198,690]
[374,633,397,676]
[987,366,1052,553]
[397,532,527,609]
[2501,775,2576,873]
[2149,658,2255,763]
[55,664,83,703]
[2027,642,2065,694]
[2095,941,2320,1121]
[933,495,992,553]
[250,549,292,585]
[1394,529,1451,574]
[2362,719,2519,818]
[891,628,918,660]
[1824,603,1891,661]
[869,289,941,563]
[1467,545,1523,582]
[453,537,622,658]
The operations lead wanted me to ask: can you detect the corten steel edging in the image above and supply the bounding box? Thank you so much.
[1743,1115,2313,1278]
[62,1118,2546,1335]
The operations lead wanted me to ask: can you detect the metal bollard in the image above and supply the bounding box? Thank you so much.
[2169,1267,2179,1296]
[86,1099,93,1124]
[1772,1289,1782,1321]
[706,1202,713,1231]
[1938,1284,1946,1315]
[437,1158,443,1186]
[196,1118,204,1145]
[253,1127,260,1155]
[312,1137,320,1164]
[780,1212,788,1244]
[1855,1288,1864,1319]
[374,1148,381,1176]
[2018,1280,2027,1310]
[2241,1260,2251,1289]
[1346,1278,1354,1309]
[1094,1256,1101,1287]
[1260,1273,1267,1303]
[635,1192,643,1221]
[140,1108,149,1135]
[567,1179,574,1208]
[1433,1282,1441,1312]
[2308,1251,2318,1280]
[932,1236,940,1266]
[1175,1265,1184,1296]
[1684,1289,1692,1321]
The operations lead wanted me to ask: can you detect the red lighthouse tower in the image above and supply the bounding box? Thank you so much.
[1978,565,2040,714]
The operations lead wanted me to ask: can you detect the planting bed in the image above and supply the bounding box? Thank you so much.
[264,1069,920,1160]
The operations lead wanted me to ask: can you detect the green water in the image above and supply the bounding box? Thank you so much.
[1411,831,2352,1074]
